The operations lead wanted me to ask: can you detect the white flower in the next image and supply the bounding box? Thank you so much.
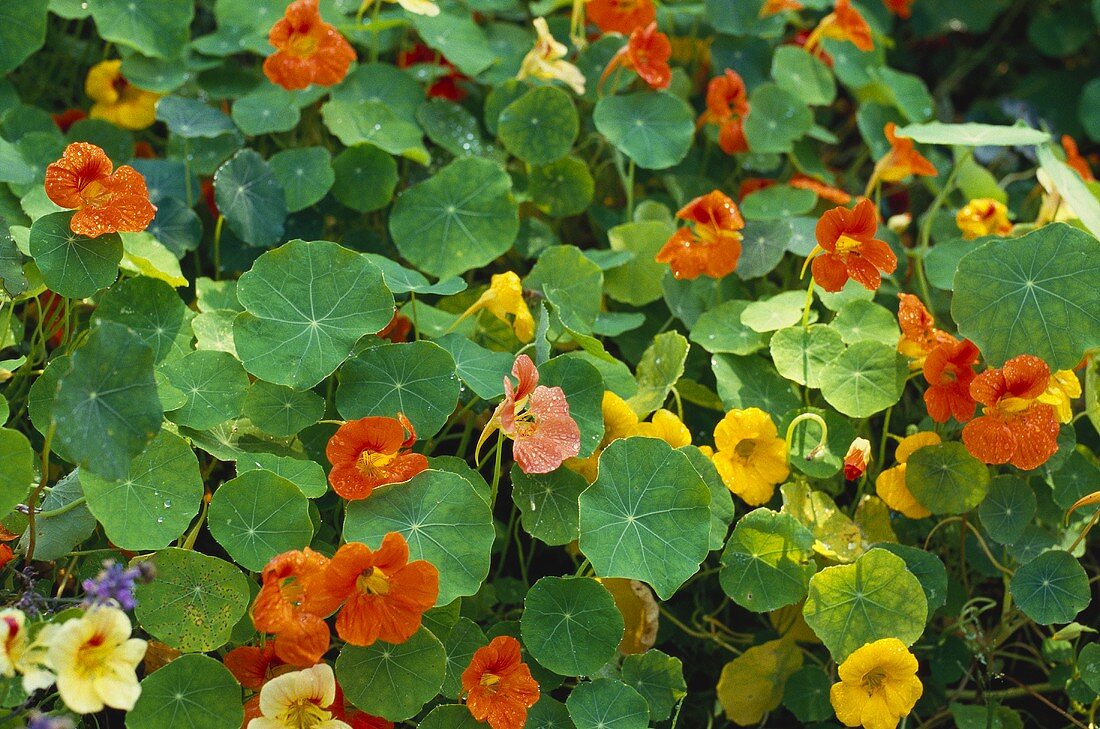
[518,18,587,95]
[45,607,146,714]
[248,663,351,729]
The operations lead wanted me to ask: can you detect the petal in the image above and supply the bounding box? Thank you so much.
[829,681,868,728]
[1008,404,1060,470]
[858,239,897,274]
[811,252,850,292]
[845,254,883,291]
[969,368,1008,408]
[1002,354,1050,399]
[962,414,1015,465]
[44,142,114,210]
[814,205,850,251]
[875,465,930,519]
[328,465,375,501]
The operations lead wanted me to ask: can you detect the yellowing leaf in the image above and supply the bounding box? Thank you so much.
[781,482,864,563]
[716,637,803,725]
[121,232,187,288]
[854,495,898,545]
[601,577,659,655]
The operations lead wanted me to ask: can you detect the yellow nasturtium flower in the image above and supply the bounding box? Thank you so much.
[875,431,939,519]
[85,60,160,131]
[1038,368,1081,424]
[0,609,53,694]
[518,18,586,95]
[634,408,691,448]
[955,198,1012,239]
[709,408,789,506]
[459,271,535,342]
[43,606,147,714]
[830,638,923,729]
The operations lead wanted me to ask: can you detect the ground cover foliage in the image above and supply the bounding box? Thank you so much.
[1,0,1100,727]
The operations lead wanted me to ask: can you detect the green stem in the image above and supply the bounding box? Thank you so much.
[25,422,57,563]
[799,276,815,329]
[489,437,504,506]
[624,157,636,221]
[213,214,225,281]
[912,150,970,310]
[36,496,86,520]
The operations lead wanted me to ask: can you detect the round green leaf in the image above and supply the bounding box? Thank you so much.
[126,654,244,729]
[18,469,95,561]
[540,354,604,458]
[208,470,313,571]
[529,156,594,218]
[510,464,587,546]
[741,291,814,332]
[738,219,798,279]
[29,211,122,298]
[832,300,901,345]
[498,86,579,165]
[526,245,604,334]
[134,548,250,653]
[1080,79,1100,142]
[720,508,817,613]
[521,576,624,676]
[232,87,300,136]
[156,96,237,139]
[578,438,712,599]
[336,341,459,439]
[593,92,694,170]
[163,350,249,430]
[440,618,487,699]
[923,239,972,291]
[743,83,813,153]
[236,452,328,499]
[344,470,494,605]
[332,145,398,213]
[712,353,801,415]
[0,1,47,74]
[417,99,493,158]
[952,223,1100,370]
[803,548,928,662]
[690,301,767,356]
[321,99,429,164]
[819,340,907,418]
[1010,550,1090,625]
[620,650,686,722]
[269,147,334,213]
[213,149,286,248]
[782,666,833,723]
[90,0,192,59]
[906,441,990,515]
[336,627,446,721]
[771,46,835,106]
[875,543,948,614]
[740,185,817,220]
[242,380,324,437]
[81,430,203,551]
[680,445,736,552]
[0,428,33,519]
[1079,643,1100,694]
[528,697,574,728]
[434,333,511,400]
[389,156,519,279]
[769,325,846,388]
[979,476,1036,545]
[147,197,202,256]
[418,705,485,729]
[52,322,162,481]
[233,239,395,389]
[567,678,650,729]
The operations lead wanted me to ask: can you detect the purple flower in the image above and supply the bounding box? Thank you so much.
[81,560,155,610]
[26,713,75,729]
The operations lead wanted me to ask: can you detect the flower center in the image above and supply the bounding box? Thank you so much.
[281,697,331,729]
[734,438,757,461]
[998,396,1032,415]
[356,449,396,480]
[75,633,112,677]
[861,669,887,693]
[79,179,112,207]
[289,31,321,57]
[356,567,391,596]
[834,234,863,255]
[278,576,305,608]
[479,672,502,691]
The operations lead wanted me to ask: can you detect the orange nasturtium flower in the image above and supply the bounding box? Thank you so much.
[955,198,1011,239]
[586,0,656,35]
[830,638,923,729]
[805,198,897,292]
[843,437,872,481]
[326,415,429,500]
[699,69,750,155]
[882,0,915,18]
[876,432,939,519]
[85,60,160,130]
[518,18,587,95]
[225,642,285,691]
[962,355,1060,471]
[480,355,581,474]
[263,0,357,91]
[655,190,746,280]
[789,173,852,205]
[869,123,937,189]
[601,22,672,91]
[44,142,157,238]
[895,293,955,366]
[709,408,790,506]
[922,338,980,423]
[760,0,804,16]
[805,0,874,54]
[461,636,540,729]
[316,533,439,647]
[458,272,535,342]
[1062,134,1094,181]
[251,548,344,667]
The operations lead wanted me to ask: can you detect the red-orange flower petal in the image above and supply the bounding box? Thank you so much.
[704,69,749,120]
[326,416,429,500]
[1062,135,1094,181]
[877,122,938,182]
[625,23,672,89]
[832,0,874,51]
[587,0,656,35]
[320,534,439,647]
[883,0,915,18]
[789,173,852,205]
[811,198,895,292]
[251,548,343,666]
[44,142,156,237]
[963,355,1059,470]
[263,0,356,91]
[922,338,979,423]
[656,190,745,279]
[462,636,540,729]
[224,643,282,691]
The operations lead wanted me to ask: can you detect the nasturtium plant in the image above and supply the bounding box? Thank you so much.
[2,1,1099,727]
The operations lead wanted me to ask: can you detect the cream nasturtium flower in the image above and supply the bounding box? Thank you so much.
[248,663,351,729]
[359,0,439,17]
[518,18,586,95]
[0,609,54,694]
[44,606,147,714]
[830,638,923,729]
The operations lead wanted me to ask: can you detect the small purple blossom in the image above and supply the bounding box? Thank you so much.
[26,713,75,729]
[81,560,155,611]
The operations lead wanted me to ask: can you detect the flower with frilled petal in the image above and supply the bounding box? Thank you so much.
[461,636,540,729]
[805,0,874,54]
[709,408,789,506]
[1037,368,1081,424]
[251,549,344,667]
[656,190,746,280]
[44,142,156,238]
[875,432,939,519]
[698,69,750,155]
[955,198,1011,239]
[601,22,672,90]
[830,638,922,729]
[247,663,351,729]
[264,0,357,91]
[843,438,872,481]
[870,123,937,188]
[326,415,428,501]
[458,272,535,342]
[922,338,980,423]
[586,0,655,34]
[518,18,586,95]
[85,60,160,130]
[43,607,147,714]
[805,198,896,292]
